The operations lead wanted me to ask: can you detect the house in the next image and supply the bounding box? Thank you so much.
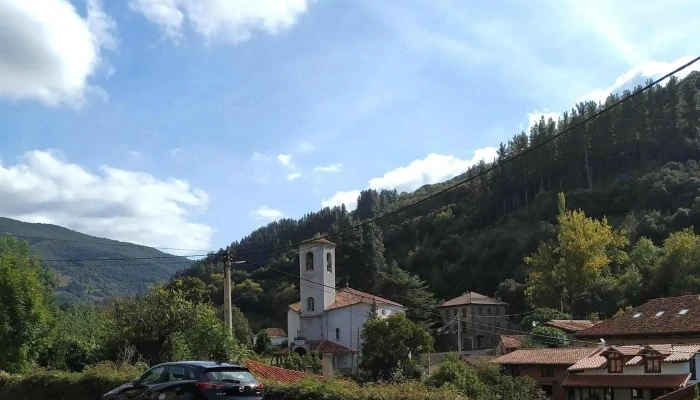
[575,295,700,346]
[438,291,518,351]
[495,334,529,356]
[563,344,700,399]
[546,320,598,342]
[253,328,288,347]
[287,237,406,374]
[244,360,309,383]
[493,347,600,400]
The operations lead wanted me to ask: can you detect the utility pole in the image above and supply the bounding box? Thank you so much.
[222,251,233,335]
[457,311,462,353]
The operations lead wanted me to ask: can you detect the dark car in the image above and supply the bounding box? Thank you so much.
[102,361,264,400]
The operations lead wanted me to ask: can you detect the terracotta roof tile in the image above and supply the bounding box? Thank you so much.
[561,374,690,389]
[567,350,607,372]
[655,383,700,400]
[289,287,403,313]
[308,340,355,354]
[440,292,507,307]
[576,295,700,338]
[665,345,700,362]
[546,320,597,332]
[625,355,643,366]
[499,334,528,350]
[265,328,286,337]
[244,360,308,383]
[493,347,597,365]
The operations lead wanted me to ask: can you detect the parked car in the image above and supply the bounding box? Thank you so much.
[102,361,264,400]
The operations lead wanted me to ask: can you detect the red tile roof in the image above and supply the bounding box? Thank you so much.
[289,287,403,312]
[300,236,336,246]
[308,340,355,354]
[265,328,287,337]
[561,374,691,389]
[439,291,507,307]
[499,334,528,350]
[567,350,607,372]
[576,295,700,338]
[655,383,700,400]
[244,360,308,383]
[546,319,597,332]
[568,344,700,372]
[493,347,598,365]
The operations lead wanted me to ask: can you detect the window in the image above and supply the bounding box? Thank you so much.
[139,366,166,385]
[479,307,483,315]
[680,309,689,315]
[630,388,644,399]
[495,307,500,316]
[335,328,340,340]
[510,365,520,377]
[204,368,257,383]
[305,252,314,271]
[608,351,623,373]
[165,366,192,382]
[326,253,332,272]
[655,311,665,317]
[487,308,492,316]
[381,308,386,316]
[645,355,662,373]
[541,366,554,377]
[307,297,315,312]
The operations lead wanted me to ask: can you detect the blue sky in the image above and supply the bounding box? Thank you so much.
[0,0,698,255]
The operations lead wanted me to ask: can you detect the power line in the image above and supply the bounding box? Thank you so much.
[235,57,700,257]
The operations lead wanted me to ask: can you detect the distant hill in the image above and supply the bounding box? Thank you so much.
[0,217,195,304]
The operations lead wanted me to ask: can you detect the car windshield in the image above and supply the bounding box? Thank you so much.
[204,368,257,383]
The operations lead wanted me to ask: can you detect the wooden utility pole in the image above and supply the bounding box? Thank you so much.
[222,251,233,335]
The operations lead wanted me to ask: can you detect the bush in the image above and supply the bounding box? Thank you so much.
[0,362,145,400]
[262,378,465,400]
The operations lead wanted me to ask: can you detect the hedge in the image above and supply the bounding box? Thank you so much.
[0,364,465,400]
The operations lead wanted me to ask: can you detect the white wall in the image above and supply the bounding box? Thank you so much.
[287,309,300,340]
[271,336,287,346]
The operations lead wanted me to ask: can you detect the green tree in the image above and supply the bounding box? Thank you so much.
[282,352,321,373]
[169,306,245,363]
[521,307,572,330]
[525,193,628,310]
[530,326,569,348]
[253,329,273,355]
[165,277,210,304]
[0,234,54,373]
[359,313,433,381]
[377,261,437,322]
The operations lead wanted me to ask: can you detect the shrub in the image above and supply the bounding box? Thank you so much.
[262,378,465,400]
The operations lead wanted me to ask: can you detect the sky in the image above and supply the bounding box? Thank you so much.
[0,0,698,256]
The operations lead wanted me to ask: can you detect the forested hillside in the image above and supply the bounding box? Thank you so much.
[0,217,192,303]
[178,72,700,330]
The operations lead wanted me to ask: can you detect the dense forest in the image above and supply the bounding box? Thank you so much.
[175,71,700,331]
[0,217,192,304]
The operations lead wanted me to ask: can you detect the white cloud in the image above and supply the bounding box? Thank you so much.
[277,154,292,166]
[0,0,116,107]
[296,141,315,153]
[287,172,301,181]
[0,150,212,254]
[579,55,698,104]
[129,0,312,44]
[251,205,284,221]
[314,163,342,173]
[524,109,560,133]
[322,148,498,209]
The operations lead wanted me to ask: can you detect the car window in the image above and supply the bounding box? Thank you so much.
[140,366,166,385]
[204,368,257,383]
[165,366,193,382]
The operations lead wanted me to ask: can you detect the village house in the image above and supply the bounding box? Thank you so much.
[563,344,700,399]
[493,347,600,400]
[546,319,599,342]
[252,328,288,347]
[575,295,700,346]
[287,237,405,374]
[495,334,529,356]
[438,291,518,351]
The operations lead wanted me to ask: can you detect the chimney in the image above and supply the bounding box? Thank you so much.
[598,339,606,350]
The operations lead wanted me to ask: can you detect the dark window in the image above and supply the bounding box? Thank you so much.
[165,366,194,382]
[542,385,553,396]
[140,366,166,385]
[307,297,315,312]
[495,307,501,316]
[692,357,697,380]
[305,252,314,271]
[326,253,332,272]
[511,365,520,377]
[541,366,554,377]
[487,307,492,316]
[204,368,257,383]
[645,356,661,373]
[630,388,644,399]
[335,328,340,340]
[608,351,623,373]
[479,307,483,315]
[477,335,482,348]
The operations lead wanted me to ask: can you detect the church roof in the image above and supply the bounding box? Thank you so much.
[288,287,403,313]
[439,291,507,307]
[300,234,336,246]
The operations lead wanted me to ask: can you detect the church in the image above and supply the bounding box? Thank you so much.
[287,236,406,374]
